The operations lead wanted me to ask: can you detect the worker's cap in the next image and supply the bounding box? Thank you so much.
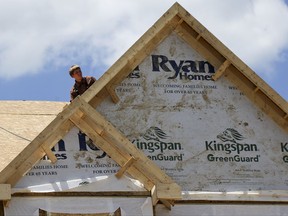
[69,65,81,77]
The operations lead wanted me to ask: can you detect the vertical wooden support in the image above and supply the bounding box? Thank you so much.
[0,201,4,216]
[151,185,158,206]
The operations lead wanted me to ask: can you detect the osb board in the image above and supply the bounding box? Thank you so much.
[0,101,67,172]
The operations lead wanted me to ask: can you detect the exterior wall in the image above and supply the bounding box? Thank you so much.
[155,204,288,216]
[96,33,288,193]
[5,197,153,216]
[14,33,288,197]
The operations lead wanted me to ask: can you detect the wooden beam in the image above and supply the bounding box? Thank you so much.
[0,97,81,185]
[225,66,288,133]
[3,120,74,186]
[69,113,155,191]
[160,199,172,210]
[174,22,224,69]
[106,86,120,104]
[76,98,176,185]
[156,183,182,200]
[254,87,260,93]
[0,184,11,200]
[151,185,158,206]
[81,14,182,104]
[176,4,288,116]
[42,147,57,164]
[115,156,137,179]
[212,60,231,81]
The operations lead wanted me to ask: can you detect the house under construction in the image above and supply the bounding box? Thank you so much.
[1,3,288,216]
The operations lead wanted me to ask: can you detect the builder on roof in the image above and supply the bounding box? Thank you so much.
[69,65,96,102]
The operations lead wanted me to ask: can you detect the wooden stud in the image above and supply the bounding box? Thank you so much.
[42,147,57,164]
[115,156,137,179]
[212,60,231,81]
[254,87,260,93]
[151,185,158,206]
[196,34,201,41]
[106,86,120,104]
[160,199,172,210]
[0,184,11,200]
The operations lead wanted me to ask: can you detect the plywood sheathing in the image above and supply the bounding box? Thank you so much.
[0,101,68,173]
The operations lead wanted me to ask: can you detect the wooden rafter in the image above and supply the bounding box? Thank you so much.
[0,99,80,186]
[69,97,182,200]
[212,60,231,81]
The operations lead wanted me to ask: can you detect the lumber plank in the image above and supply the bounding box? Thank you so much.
[0,184,11,200]
[42,147,57,164]
[174,22,224,69]
[81,11,181,104]
[225,67,288,132]
[160,199,172,210]
[212,60,231,81]
[3,120,74,186]
[115,156,137,179]
[156,183,182,200]
[176,4,288,115]
[109,16,183,90]
[77,98,175,184]
[151,185,158,206]
[69,114,155,190]
[105,86,120,104]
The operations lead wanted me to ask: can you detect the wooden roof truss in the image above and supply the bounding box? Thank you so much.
[1,3,288,210]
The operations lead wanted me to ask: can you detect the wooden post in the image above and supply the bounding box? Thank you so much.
[115,156,137,179]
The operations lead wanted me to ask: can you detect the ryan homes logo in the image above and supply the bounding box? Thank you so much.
[151,54,215,81]
[132,127,184,161]
[206,128,260,163]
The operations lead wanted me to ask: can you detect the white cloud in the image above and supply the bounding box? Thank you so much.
[0,0,288,79]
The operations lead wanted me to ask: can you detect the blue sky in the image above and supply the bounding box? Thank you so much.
[0,0,288,102]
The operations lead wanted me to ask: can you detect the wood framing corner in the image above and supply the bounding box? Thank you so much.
[0,184,11,200]
[68,97,182,202]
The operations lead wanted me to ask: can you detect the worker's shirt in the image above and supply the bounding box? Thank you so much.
[70,76,96,101]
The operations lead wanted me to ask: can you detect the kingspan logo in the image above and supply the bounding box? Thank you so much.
[206,128,260,163]
[151,54,215,81]
[132,126,184,161]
